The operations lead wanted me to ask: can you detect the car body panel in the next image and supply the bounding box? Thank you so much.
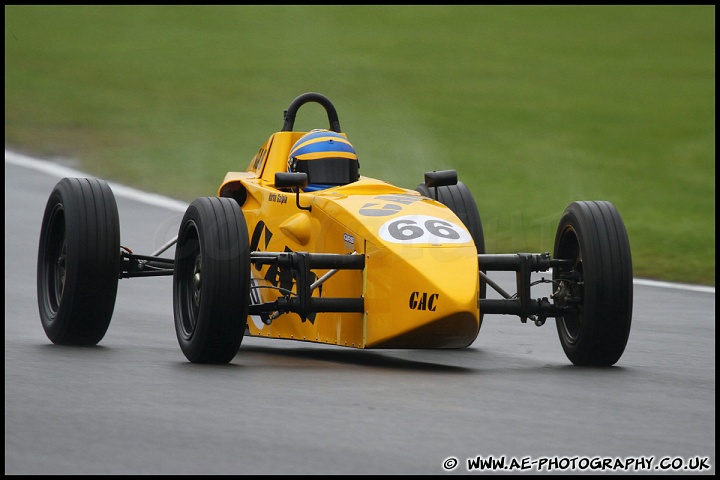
[218,132,481,349]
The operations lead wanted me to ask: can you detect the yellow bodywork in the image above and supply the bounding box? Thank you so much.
[218,131,481,349]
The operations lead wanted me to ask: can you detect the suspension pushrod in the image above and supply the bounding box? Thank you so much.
[251,251,365,270]
[151,235,178,257]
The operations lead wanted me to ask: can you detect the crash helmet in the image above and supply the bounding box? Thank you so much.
[287,129,359,191]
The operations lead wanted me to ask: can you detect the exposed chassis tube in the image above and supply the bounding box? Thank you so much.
[120,236,178,278]
[479,253,577,324]
[248,252,365,320]
[120,251,174,278]
[120,245,577,324]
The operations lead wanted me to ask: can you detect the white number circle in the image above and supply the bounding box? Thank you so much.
[378,215,472,244]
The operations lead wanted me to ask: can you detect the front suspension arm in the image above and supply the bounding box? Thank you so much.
[478,253,576,323]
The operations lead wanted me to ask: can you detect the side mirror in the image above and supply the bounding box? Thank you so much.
[275,172,311,212]
[424,170,458,188]
[275,172,308,189]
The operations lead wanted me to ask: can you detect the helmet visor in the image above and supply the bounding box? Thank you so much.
[292,158,359,186]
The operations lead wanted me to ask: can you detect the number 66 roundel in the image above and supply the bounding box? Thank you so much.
[377,215,472,245]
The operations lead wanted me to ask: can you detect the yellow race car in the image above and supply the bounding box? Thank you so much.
[37,93,633,367]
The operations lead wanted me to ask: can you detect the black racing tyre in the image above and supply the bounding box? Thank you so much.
[37,177,121,345]
[173,197,250,364]
[416,181,487,332]
[416,182,485,255]
[553,201,633,366]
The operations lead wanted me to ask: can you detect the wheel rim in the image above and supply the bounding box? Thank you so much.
[192,255,202,313]
[178,221,201,339]
[44,204,67,318]
[554,226,584,344]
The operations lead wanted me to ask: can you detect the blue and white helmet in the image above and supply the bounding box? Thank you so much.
[288,129,359,191]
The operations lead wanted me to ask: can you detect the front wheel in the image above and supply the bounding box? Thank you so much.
[553,201,633,366]
[173,197,250,364]
[37,177,121,345]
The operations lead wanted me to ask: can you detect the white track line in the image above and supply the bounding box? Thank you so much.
[6,149,714,295]
[632,278,714,294]
[5,150,187,212]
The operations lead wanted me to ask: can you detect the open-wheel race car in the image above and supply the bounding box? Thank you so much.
[37,92,633,366]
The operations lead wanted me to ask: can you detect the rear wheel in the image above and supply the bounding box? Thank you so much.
[174,197,250,363]
[37,177,120,345]
[553,201,633,366]
[416,181,486,332]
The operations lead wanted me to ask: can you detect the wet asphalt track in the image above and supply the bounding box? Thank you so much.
[4,152,715,475]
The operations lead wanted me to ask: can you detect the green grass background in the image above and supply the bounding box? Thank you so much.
[5,5,715,285]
